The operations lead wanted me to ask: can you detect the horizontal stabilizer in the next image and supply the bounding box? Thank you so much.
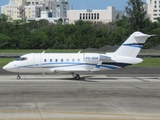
[134,34,150,37]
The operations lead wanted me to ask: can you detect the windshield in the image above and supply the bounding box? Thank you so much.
[15,57,28,61]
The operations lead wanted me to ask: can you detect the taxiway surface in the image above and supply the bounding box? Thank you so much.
[0,74,160,120]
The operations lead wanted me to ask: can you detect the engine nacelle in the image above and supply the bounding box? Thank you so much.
[99,55,111,62]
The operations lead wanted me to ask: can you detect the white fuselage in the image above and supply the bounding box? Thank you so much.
[3,53,142,74]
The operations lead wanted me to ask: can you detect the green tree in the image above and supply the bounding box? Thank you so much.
[0,33,11,49]
[0,14,11,23]
[57,18,63,24]
[125,0,146,31]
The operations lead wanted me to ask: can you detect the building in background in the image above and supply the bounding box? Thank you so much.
[1,0,69,23]
[24,0,44,19]
[1,0,26,20]
[67,6,123,24]
[2,0,160,23]
[146,0,160,22]
[1,0,122,24]
[52,0,69,18]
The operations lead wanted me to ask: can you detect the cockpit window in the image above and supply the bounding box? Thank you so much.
[21,57,27,61]
[16,57,28,61]
[16,57,21,61]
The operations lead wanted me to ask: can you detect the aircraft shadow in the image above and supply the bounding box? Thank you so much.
[22,76,99,82]
[88,78,117,80]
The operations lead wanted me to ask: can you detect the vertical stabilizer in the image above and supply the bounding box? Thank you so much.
[114,32,151,57]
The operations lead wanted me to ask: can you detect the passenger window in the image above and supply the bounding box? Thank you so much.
[61,59,63,62]
[66,59,69,62]
[72,59,75,62]
[44,59,47,62]
[55,59,58,62]
[50,59,52,62]
[78,59,80,62]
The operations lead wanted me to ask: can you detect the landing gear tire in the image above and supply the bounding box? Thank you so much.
[74,74,80,80]
[17,73,21,80]
[17,76,21,80]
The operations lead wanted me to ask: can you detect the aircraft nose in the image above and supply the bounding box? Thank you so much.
[3,65,9,70]
[3,63,18,73]
[3,63,13,71]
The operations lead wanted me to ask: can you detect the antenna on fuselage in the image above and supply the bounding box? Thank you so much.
[42,51,45,53]
[78,51,81,54]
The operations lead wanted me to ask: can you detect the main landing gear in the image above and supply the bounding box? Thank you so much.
[17,73,21,80]
[72,73,80,80]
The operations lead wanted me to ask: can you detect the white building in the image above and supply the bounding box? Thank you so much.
[27,11,60,23]
[146,0,160,22]
[52,0,69,18]
[1,0,69,21]
[67,6,123,24]
[26,0,69,23]
[24,5,43,19]
[1,0,26,20]
[25,0,45,19]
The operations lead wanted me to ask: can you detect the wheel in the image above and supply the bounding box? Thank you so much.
[17,75,21,80]
[74,74,80,80]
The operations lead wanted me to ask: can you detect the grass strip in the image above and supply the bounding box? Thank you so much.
[132,58,160,67]
[0,49,82,53]
[0,58,15,67]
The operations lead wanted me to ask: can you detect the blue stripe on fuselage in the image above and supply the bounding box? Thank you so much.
[12,62,132,70]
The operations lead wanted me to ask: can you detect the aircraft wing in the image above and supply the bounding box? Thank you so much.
[50,55,113,73]
[51,67,89,73]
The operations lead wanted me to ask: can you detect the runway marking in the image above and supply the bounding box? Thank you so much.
[0,109,160,119]
[35,102,43,120]
[135,77,150,82]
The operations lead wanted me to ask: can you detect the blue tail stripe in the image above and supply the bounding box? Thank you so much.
[123,44,143,48]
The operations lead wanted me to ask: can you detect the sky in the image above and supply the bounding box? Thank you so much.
[0,0,129,13]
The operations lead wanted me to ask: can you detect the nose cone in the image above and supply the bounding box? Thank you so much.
[3,64,9,71]
[3,62,18,73]
[3,63,15,72]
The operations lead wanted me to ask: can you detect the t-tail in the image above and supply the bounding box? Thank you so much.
[114,32,152,57]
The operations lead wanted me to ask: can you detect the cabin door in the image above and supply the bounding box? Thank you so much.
[33,53,41,68]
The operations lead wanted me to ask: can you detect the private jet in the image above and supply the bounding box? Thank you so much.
[3,31,152,80]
